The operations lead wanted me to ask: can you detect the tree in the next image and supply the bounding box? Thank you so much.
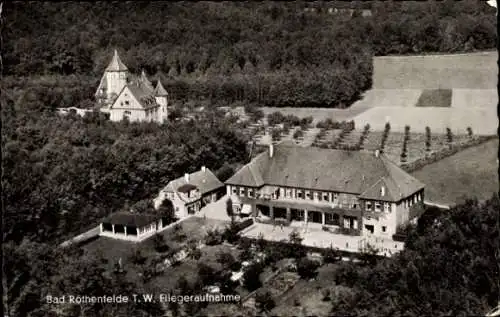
[466,126,473,138]
[425,126,432,152]
[296,257,320,279]
[226,198,234,218]
[446,127,453,144]
[243,262,264,291]
[255,290,276,312]
[158,199,175,225]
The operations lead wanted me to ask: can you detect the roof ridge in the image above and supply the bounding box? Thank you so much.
[106,49,128,72]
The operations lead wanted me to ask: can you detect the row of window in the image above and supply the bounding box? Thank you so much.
[402,193,422,208]
[365,201,392,213]
[231,185,359,209]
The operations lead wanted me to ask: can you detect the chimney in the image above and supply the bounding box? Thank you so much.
[269,143,274,158]
[375,150,380,158]
[201,166,206,173]
[184,173,190,183]
[381,186,386,197]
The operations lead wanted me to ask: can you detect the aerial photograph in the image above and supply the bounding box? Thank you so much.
[2,1,499,316]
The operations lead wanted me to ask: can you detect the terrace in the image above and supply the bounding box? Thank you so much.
[241,223,403,256]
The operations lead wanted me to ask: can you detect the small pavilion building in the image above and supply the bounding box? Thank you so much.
[100,212,164,242]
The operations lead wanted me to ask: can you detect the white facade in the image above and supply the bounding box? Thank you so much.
[99,219,163,242]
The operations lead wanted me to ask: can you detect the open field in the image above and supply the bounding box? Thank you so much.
[373,51,497,89]
[451,89,498,108]
[411,138,499,206]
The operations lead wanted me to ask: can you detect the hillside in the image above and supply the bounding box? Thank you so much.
[3,1,496,109]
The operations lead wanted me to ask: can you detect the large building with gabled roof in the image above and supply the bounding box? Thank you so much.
[225,143,425,237]
[96,49,168,123]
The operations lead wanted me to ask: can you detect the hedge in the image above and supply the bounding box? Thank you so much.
[401,136,495,173]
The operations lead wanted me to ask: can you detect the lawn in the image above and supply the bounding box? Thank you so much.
[147,243,241,293]
[373,51,497,89]
[415,89,452,108]
[411,138,499,206]
[81,216,229,286]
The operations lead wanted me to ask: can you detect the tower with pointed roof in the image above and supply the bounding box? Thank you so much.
[154,80,169,122]
[95,49,129,107]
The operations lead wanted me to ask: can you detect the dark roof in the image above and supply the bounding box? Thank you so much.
[123,83,158,109]
[103,212,160,227]
[226,144,424,202]
[106,50,128,72]
[164,168,224,195]
[177,183,197,193]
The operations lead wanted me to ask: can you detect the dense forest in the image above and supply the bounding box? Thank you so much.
[3,1,497,108]
[2,106,248,243]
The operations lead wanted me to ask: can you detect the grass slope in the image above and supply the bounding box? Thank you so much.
[411,138,499,206]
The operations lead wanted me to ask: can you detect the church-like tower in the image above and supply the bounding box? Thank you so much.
[154,80,169,122]
[95,49,129,106]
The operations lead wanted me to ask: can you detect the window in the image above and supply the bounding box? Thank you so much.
[120,102,124,106]
[297,190,303,199]
[232,187,237,195]
[375,202,382,212]
[366,202,372,211]
[124,110,131,115]
[323,192,329,201]
[305,191,311,200]
[175,207,179,211]
[125,100,130,105]
[313,192,319,200]
[248,189,254,198]
[286,189,291,198]
[384,202,390,213]
[239,187,245,196]
[382,226,387,233]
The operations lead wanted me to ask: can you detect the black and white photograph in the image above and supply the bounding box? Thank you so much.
[2,1,499,316]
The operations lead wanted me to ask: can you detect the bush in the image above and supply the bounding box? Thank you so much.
[293,129,304,139]
[271,128,282,141]
[256,291,276,312]
[205,228,224,246]
[216,252,237,270]
[198,263,218,286]
[297,257,320,279]
[267,111,285,126]
[153,233,170,253]
[130,248,147,265]
[322,247,341,264]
